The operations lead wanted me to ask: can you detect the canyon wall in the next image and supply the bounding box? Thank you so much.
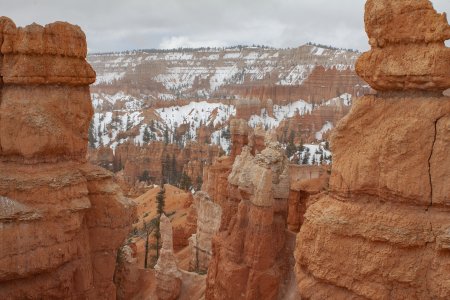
[88,141,221,194]
[227,66,369,105]
[295,1,450,299]
[0,18,135,299]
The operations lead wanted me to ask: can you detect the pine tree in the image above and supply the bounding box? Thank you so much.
[143,127,151,144]
[154,185,166,262]
[88,122,96,148]
[162,154,170,183]
[285,130,297,159]
[179,172,192,191]
[139,170,149,183]
[302,151,310,165]
[171,155,177,184]
[164,127,169,145]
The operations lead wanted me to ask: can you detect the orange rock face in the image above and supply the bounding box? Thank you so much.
[88,141,221,194]
[0,17,135,299]
[287,165,328,232]
[295,1,450,299]
[356,0,450,91]
[206,139,291,300]
[229,65,369,105]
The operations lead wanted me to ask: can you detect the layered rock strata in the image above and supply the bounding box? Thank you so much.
[0,17,135,299]
[155,214,182,300]
[295,1,450,299]
[206,139,291,300]
[287,165,328,232]
[189,192,222,273]
[88,141,221,195]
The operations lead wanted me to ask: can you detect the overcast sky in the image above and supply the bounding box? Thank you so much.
[1,0,449,53]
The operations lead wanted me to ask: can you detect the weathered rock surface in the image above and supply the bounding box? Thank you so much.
[201,156,234,230]
[189,192,222,272]
[206,140,291,300]
[88,141,220,195]
[296,1,450,299]
[155,215,182,300]
[287,165,329,232]
[0,17,135,299]
[356,0,450,91]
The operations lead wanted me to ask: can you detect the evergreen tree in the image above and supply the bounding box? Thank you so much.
[170,155,177,184]
[222,127,231,141]
[139,170,151,183]
[143,127,151,144]
[164,127,169,145]
[179,172,193,191]
[285,130,297,159]
[143,217,157,269]
[162,154,170,183]
[154,185,166,262]
[302,150,310,165]
[88,122,96,148]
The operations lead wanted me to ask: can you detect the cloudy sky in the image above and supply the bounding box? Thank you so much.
[1,0,450,53]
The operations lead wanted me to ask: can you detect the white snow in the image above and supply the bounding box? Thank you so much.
[248,100,313,129]
[94,72,125,85]
[209,66,240,91]
[315,122,333,140]
[295,143,332,165]
[156,101,236,142]
[223,52,242,59]
[277,65,314,85]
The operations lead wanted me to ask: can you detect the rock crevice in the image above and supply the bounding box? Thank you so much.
[295,1,450,299]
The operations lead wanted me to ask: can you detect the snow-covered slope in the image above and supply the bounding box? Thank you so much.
[88,44,361,100]
[89,93,351,155]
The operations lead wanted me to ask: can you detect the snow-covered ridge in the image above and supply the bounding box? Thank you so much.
[88,44,360,99]
[89,92,352,154]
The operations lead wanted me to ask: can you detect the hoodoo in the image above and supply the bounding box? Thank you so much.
[0,18,135,299]
[205,131,291,300]
[295,0,450,299]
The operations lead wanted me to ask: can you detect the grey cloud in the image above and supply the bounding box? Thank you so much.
[1,0,449,52]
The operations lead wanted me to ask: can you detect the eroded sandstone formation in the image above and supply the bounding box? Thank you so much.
[155,214,182,300]
[88,141,221,195]
[296,1,450,298]
[189,192,222,273]
[206,136,291,300]
[356,0,450,91]
[287,165,329,232]
[0,17,135,299]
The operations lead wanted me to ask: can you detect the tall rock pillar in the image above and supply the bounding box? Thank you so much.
[295,1,450,299]
[0,18,135,299]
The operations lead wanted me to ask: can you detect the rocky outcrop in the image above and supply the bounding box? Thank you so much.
[295,1,450,299]
[155,214,182,300]
[201,156,234,229]
[356,0,450,91]
[287,165,328,232]
[229,65,369,106]
[0,17,135,299]
[189,192,222,273]
[206,138,291,300]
